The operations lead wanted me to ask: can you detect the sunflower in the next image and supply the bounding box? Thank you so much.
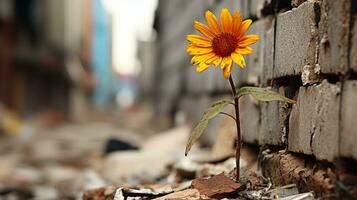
[186,8,259,79]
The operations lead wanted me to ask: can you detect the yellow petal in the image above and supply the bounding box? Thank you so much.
[191,53,216,65]
[196,62,210,72]
[221,57,233,69]
[220,8,232,33]
[232,11,242,34]
[205,10,221,34]
[235,46,253,55]
[194,21,216,39]
[186,45,213,55]
[212,57,223,67]
[231,52,246,68]
[204,55,218,64]
[187,34,212,47]
[222,59,233,79]
[238,19,252,38]
[238,35,260,47]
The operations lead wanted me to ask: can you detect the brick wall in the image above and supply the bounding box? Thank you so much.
[156,0,357,162]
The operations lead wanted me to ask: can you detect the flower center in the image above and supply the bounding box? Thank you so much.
[212,33,238,57]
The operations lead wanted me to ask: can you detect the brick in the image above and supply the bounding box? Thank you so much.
[239,95,260,144]
[288,80,340,161]
[274,2,318,78]
[351,14,357,72]
[240,18,273,86]
[259,87,291,145]
[262,24,274,84]
[340,81,357,159]
[259,101,282,145]
[232,0,265,19]
[318,0,350,74]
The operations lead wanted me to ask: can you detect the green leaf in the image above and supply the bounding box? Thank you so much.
[185,99,232,156]
[236,87,296,104]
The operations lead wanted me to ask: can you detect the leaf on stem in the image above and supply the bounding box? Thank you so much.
[236,86,296,104]
[185,99,233,156]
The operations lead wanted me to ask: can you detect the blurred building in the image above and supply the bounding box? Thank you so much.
[0,0,106,122]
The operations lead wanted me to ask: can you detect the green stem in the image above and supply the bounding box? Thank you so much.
[228,75,241,182]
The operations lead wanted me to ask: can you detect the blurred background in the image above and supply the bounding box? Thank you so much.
[0,0,168,199]
[0,0,159,120]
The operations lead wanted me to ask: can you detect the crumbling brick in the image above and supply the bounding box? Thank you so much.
[340,81,357,159]
[261,151,337,198]
[274,1,318,78]
[288,80,340,161]
[318,0,350,74]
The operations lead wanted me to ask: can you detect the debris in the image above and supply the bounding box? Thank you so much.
[279,192,315,200]
[266,184,299,198]
[154,189,202,200]
[196,158,236,178]
[104,138,139,154]
[191,173,244,199]
[301,65,321,86]
[32,186,59,200]
[82,169,106,190]
[261,151,336,197]
[83,177,192,199]
[82,186,117,200]
[0,187,34,199]
[103,126,189,184]
[113,187,172,200]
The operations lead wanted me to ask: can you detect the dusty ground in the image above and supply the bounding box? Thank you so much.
[0,104,163,199]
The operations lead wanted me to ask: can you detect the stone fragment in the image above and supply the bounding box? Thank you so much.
[288,80,340,161]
